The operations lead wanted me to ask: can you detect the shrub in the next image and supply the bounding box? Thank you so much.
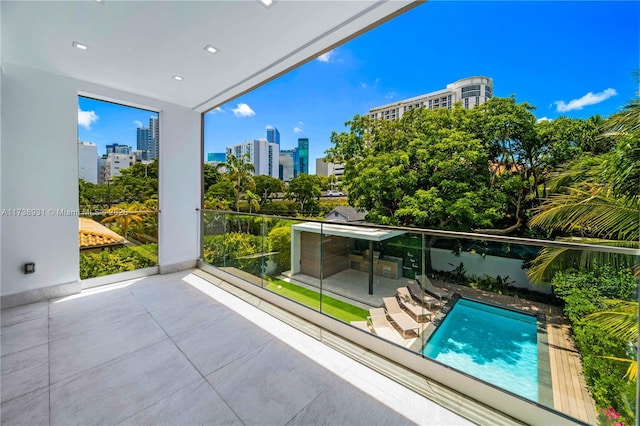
[267,225,291,274]
[551,266,637,424]
[79,245,156,279]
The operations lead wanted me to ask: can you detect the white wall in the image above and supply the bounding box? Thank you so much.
[431,248,552,293]
[1,64,79,297]
[1,63,201,297]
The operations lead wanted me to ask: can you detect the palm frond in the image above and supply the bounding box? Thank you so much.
[526,238,639,284]
[600,356,638,381]
[586,301,638,342]
[530,187,639,241]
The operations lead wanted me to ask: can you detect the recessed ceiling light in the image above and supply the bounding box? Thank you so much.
[173,75,184,81]
[204,45,219,54]
[259,0,274,7]
[72,42,88,50]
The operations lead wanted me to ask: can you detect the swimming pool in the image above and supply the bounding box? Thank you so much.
[422,298,539,401]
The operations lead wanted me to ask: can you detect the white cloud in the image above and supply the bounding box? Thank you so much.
[209,107,224,114]
[536,117,553,123]
[359,81,367,89]
[293,121,304,133]
[232,103,255,118]
[554,88,617,113]
[78,108,99,130]
[317,50,336,63]
[384,91,396,99]
[265,125,274,129]
[133,120,143,127]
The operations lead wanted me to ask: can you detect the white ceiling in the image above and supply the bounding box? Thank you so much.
[1,0,416,112]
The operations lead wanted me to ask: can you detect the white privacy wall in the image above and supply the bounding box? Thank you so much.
[0,63,201,297]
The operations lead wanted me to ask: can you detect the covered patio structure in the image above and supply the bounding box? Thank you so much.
[290,222,405,296]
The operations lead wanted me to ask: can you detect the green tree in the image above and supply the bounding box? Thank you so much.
[101,201,146,239]
[254,174,285,205]
[287,173,323,214]
[206,177,235,205]
[328,107,506,229]
[217,153,256,211]
[111,160,158,203]
[203,163,222,192]
[527,106,639,283]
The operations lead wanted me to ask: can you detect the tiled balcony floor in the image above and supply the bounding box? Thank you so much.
[1,270,472,426]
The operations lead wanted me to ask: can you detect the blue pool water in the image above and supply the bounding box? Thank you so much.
[423,298,538,401]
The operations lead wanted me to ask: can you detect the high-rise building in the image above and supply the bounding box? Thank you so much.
[148,117,159,160]
[296,138,309,176]
[78,141,98,184]
[266,127,280,145]
[226,139,279,178]
[367,76,493,120]
[279,149,296,182]
[105,143,131,155]
[206,152,226,164]
[136,127,151,160]
[315,158,344,178]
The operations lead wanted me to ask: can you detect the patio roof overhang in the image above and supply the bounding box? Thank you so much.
[292,222,405,242]
[1,1,418,112]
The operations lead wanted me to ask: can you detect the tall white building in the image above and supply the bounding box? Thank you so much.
[367,76,493,120]
[315,158,345,178]
[100,153,136,183]
[78,141,98,184]
[226,139,279,178]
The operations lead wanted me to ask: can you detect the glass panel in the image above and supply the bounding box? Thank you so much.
[202,212,266,286]
[200,211,639,424]
[79,209,158,279]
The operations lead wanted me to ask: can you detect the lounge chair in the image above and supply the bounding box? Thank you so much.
[368,308,402,342]
[416,274,450,301]
[396,287,432,323]
[382,297,420,338]
[351,320,372,333]
[407,281,442,309]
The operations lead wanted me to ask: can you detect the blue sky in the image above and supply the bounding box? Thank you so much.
[79,1,639,173]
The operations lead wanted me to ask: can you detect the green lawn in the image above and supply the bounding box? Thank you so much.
[264,278,369,323]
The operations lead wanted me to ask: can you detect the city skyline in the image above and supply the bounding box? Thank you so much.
[78,1,638,174]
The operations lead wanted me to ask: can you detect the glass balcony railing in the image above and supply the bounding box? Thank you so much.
[199,209,639,425]
[79,209,158,280]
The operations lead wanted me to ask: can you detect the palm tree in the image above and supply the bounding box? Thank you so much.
[244,190,261,213]
[586,300,638,381]
[528,81,639,385]
[101,201,146,239]
[217,153,255,212]
[527,90,640,283]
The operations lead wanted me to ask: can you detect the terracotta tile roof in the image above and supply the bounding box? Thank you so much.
[79,217,125,249]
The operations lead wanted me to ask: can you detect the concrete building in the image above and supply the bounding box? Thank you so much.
[315,158,345,177]
[78,141,98,184]
[226,139,279,178]
[367,76,493,120]
[101,152,136,182]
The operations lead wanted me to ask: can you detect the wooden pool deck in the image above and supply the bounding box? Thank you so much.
[438,280,598,425]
